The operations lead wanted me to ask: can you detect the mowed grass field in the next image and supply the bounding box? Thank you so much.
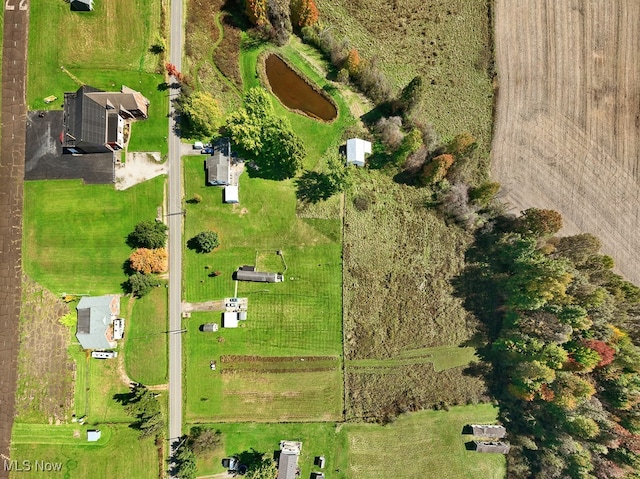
[182,157,343,422]
[123,288,168,386]
[315,0,493,157]
[342,405,506,479]
[189,404,504,479]
[10,424,157,479]
[28,0,168,153]
[23,177,164,295]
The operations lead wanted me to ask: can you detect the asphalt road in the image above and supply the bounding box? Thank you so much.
[168,0,184,464]
[0,2,29,477]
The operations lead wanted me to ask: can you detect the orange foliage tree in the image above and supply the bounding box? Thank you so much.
[129,248,168,275]
[345,48,362,76]
[246,0,268,26]
[292,0,319,28]
[420,153,454,185]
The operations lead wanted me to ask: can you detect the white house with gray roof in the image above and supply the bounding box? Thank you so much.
[76,295,120,350]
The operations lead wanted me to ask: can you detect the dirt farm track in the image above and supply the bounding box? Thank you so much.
[491,0,640,285]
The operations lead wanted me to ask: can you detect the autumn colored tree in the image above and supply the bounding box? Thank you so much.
[129,248,168,274]
[448,132,477,157]
[291,0,319,28]
[517,208,563,237]
[345,48,362,76]
[165,62,183,82]
[420,153,454,185]
[246,0,268,26]
[583,340,615,367]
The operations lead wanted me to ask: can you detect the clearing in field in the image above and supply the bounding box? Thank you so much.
[343,171,488,419]
[491,0,640,285]
[28,0,168,153]
[342,405,505,479]
[23,177,164,295]
[182,157,343,422]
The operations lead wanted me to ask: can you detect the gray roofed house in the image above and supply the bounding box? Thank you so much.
[235,266,283,283]
[76,295,120,350]
[206,139,232,185]
[470,424,507,439]
[71,0,93,10]
[473,441,511,454]
[277,441,302,479]
[62,85,149,154]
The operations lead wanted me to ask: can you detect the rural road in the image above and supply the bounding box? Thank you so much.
[168,0,184,467]
[0,1,29,477]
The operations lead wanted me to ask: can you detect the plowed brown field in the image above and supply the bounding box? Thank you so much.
[491,0,640,284]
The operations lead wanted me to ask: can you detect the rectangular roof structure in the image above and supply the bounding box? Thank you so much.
[71,0,93,10]
[277,453,298,479]
[223,312,239,328]
[346,138,372,167]
[473,441,511,454]
[224,185,239,203]
[87,429,101,442]
[235,269,282,283]
[76,295,119,350]
[471,425,507,438]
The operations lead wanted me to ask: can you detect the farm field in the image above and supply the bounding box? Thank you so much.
[182,157,343,422]
[22,177,165,295]
[123,288,168,386]
[491,0,640,285]
[315,0,494,160]
[10,424,157,479]
[27,0,168,153]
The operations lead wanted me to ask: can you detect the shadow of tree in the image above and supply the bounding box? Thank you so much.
[295,171,333,203]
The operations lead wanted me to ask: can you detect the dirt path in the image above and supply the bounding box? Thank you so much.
[0,3,29,474]
[115,152,167,190]
[491,0,640,285]
[182,300,225,313]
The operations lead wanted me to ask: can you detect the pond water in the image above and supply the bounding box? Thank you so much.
[264,54,337,122]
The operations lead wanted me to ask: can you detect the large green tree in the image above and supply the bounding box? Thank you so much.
[178,91,223,138]
[225,88,305,179]
[124,384,165,439]
[128,220,168,249]
[190,230,220,253]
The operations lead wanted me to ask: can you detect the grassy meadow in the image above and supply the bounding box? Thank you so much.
[10,424,158,479]
[182,156,343,422]
[28,0,168,153]
[315,0,494,158]
[23,177,165,295]
[123,288,169,386]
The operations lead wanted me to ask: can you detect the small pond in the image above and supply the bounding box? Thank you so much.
[264,54,338,122]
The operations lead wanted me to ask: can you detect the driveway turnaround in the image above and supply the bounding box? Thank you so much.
[0,1,29,477]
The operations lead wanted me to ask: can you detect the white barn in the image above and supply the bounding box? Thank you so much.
[346,138,372,167]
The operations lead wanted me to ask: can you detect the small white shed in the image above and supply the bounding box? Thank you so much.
[87,429,101,442]
[346,138,372,167]
[224,185,239,203]
[223,312,239,328]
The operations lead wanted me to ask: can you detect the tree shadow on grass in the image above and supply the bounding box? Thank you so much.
[295,171,333,204]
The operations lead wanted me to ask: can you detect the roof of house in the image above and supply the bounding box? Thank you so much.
[206,151,230,185]
[63,85,149,150]
[76,295,119,350]
[277,453,298,479]
[346,138,372,165]
[471,425,507,438]
[473,441,511,454]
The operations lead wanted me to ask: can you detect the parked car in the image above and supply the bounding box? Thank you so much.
[193,141,204,150]
[201,147,213,154]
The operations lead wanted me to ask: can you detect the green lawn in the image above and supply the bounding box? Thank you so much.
[190,422,342,478]
[182,156,343,422]
[10,424,157,479]
[342,405,506,479]
[124,287,169,385]
[28,0,168,153]
[23,177,165,295]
